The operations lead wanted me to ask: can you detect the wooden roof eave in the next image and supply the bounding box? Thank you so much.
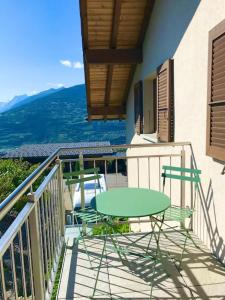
[79,0,155,121]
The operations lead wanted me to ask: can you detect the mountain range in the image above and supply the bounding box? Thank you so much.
[0,84,126,151]
[0,88,65,113]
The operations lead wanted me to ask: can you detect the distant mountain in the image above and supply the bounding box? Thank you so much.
[0,84,125,150]
[0,95,28,112]
[0,88,64,113]
[0,102,6,109]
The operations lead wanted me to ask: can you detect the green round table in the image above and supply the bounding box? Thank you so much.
[95,187,171,218]
[92,188,171,298]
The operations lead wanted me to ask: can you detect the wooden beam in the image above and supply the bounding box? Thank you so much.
[85,49,142,64]
[89,115,126,121]
[79,0,88,49]
[79,0,91,106]
[111,0,122,48]
[104,65,113,107]
[88,106,126,115]
[104,0,122,109]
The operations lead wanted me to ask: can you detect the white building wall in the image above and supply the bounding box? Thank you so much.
[126,0,225,261]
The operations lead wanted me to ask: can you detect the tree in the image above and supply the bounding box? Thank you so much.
[0,159,39,210]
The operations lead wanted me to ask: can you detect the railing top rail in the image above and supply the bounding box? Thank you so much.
[0,149,59,220]
[59,141,191,153]
[62,153,182,162]
[0,141,191,220]
[0,202,34,258]
[35,164,59,200]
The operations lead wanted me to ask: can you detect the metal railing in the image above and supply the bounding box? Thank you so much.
[0,159,64,300]
[0,141,195,299]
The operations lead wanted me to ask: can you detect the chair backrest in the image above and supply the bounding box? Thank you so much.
[64,167,101,186]
[64,167,101,209]
[162,165,201,184]
[162,165,201,208]
[162,165,201,209]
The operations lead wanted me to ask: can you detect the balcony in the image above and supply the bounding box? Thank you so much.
[0,142,224,299]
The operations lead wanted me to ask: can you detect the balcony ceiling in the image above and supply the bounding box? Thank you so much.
[80,0,155,120]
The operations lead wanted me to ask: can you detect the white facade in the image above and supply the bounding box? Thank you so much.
[126,0,225,262]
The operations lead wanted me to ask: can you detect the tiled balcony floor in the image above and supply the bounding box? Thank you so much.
[58,228,225,299]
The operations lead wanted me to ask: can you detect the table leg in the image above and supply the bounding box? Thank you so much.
[149,214,165,299]
[92,226,108,298]
[108,226,128,263]
[105,218,157,261]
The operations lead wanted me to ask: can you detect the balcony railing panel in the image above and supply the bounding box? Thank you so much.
[0,161,64,300]
[1,141,213,299]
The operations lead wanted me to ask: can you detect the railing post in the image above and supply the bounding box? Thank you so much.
[79,153,85,209]
[56,159,65,237]
[180,148,186,228]
[79,153,86,234]
[28,193,45,300]
[190,155,194,231]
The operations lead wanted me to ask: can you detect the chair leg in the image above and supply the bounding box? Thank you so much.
[176,226,200,271]
[146,221,156,254]
[108,225,127,263]
[74,214,94,269]
[80,234,94,269]
[149,215,166,299]
[186,230,201,249]
[92,227,107,298]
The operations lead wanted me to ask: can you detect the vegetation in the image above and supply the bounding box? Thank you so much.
[0,84,126,150]
[0,159,39,209]
[51,245,65,300]
[93,218,130,235]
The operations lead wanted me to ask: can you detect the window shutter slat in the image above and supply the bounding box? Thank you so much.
[157,59,174,142]
[134,81,143,135]
[207,19,225,161]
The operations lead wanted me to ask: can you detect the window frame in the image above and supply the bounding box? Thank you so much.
[134,81,144,135]
[206,19,225,161]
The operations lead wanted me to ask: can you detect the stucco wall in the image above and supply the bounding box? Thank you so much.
[126,0,225,262]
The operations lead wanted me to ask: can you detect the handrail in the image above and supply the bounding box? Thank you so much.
[0,141,191,221]
[35,164,59,200]
[0,202,34,258]
[0,148,59,220]
[62,153,182,162]
[59,141,191,153]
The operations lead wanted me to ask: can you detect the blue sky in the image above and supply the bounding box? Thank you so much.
[0,0,84,102]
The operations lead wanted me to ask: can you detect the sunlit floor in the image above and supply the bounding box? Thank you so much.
[58,228,225,299]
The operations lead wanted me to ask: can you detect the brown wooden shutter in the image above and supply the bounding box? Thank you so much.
[207,19,225,161]
[134,81,143,135]
[156,59,174,142]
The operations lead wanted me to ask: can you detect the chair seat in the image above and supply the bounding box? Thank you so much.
[75,207,106,223]
[158,206,193,222]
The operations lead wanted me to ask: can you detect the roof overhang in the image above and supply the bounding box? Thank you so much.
[79,0,155,120]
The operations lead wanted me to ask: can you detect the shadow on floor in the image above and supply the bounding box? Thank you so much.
[58,231,225,299]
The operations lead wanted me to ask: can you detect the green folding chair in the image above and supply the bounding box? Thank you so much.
[64,166,105,266]
[156,165,201,269]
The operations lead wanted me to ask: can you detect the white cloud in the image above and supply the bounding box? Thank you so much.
[73,61,84,69]
[47,83,64,88]
[28,90,38,96]
[60,59,83,69]
[60,60,72,68]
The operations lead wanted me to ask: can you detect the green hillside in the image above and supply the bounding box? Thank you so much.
[0,84,125,150]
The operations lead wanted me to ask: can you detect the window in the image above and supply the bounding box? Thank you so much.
[143,77,157,134]
[134,59,174,141]
[206,19,225,161]
[156,59,174,142]
[134,81,143,135]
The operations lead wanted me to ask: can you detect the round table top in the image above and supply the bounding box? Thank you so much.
[95,188,171,218]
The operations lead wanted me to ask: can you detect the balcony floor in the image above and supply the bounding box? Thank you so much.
[58,228,225,299]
